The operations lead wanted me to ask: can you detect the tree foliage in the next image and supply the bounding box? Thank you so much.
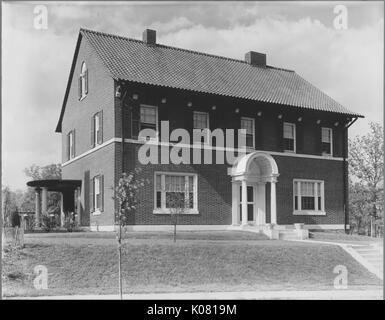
[114,168,148,226]
[349,122,383,235]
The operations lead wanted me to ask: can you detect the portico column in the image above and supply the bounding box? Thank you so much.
[270,180,277,224]
[231,182,239,225]
[241,180,248,226]
[35,188,41,226]
[42,187,48,216]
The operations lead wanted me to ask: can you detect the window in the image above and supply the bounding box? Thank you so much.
[139,105,158,140]
[154,173,197,214]
[92,111,103,147]
[92,175,104,214]
[283,122,296,152]
[67,130,75,160]
[193,111,210,145]
[321,127,333,156]
[79,62,88,100]
[293,180,325,215]
[241,117,255,148]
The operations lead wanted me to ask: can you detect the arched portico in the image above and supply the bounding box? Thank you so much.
[230,151,279,226]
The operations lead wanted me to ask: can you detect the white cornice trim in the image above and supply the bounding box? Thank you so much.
[62,137,344,167]
[62,138,119,167]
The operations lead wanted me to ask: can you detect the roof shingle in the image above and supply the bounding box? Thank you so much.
[81,28,361,117]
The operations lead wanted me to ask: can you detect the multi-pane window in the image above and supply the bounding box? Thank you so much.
[294,180,324,213]
[140,105,158,140]
[92,175,104,213]
[321,127,333,156]
[241,117,255,148]
[79,62,88,100]
[92,111,103,147]
[283,122,296,152]
[154,173,197,213]
[67,130,75,160]
[193,111,210,145]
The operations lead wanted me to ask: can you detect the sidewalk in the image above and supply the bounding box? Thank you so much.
[7,289,383,300]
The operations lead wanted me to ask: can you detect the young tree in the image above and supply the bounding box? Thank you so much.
[349,122,383,236]
[167,192,189,242]
[113,167,148,299]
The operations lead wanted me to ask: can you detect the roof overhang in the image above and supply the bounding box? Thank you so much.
[27,179,81,192]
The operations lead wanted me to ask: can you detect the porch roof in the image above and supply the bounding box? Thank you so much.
[26,179,81,192]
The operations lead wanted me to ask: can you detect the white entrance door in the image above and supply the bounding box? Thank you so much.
[239,185,255,224]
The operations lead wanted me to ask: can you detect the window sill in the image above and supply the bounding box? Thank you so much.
[153,209,199,215]
[284,150,296,153]
[322,153,333,157]
[293,210,326,216]
[92,210,102,216]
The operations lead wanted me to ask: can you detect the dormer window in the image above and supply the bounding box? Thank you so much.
[78,62,88,100]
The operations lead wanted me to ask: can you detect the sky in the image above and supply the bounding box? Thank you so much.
[1,1,384,190]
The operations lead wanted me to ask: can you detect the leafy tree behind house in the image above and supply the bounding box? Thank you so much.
[349,122,383,236]
[24,164,62,217]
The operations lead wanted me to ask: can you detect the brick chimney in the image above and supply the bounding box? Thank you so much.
[245,51,266,67]
[143,29,156,45]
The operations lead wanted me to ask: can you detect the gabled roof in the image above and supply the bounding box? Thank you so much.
[56,28,362,132]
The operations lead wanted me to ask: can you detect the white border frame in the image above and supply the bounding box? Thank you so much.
[153,171,199,214]
[293,178,325,215]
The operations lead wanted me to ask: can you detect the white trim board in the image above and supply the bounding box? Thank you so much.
[62,137,345,167]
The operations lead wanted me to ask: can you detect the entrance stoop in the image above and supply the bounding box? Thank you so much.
[231,223,309,240]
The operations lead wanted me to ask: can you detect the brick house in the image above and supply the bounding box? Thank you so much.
[55,28,362,233]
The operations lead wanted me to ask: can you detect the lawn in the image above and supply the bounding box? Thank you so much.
[2,231,382,297]
[309,231,383,244]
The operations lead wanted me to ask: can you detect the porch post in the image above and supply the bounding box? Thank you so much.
[270,180,277,224]
[76,187,81,226]
[60,192,65,227]
[35,188,41,226]
[41,187,48,216]
[241,180,248,226]
[231,182,239,225]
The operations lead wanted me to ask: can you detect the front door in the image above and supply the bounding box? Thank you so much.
[239,185,255,223]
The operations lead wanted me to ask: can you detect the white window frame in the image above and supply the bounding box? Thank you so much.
[241,117,255,149]
[80,62,87,100]
[93,175,102,215]
[321,127,333,156]
[283,122,296,153]
[153,172,198,214]
[94,113,100,146]
[68,131,75,160]
[193,111,210,145]
[139,104,159,142]
[293,179,325,215]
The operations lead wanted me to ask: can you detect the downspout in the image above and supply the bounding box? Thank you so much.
[343,117,358,233]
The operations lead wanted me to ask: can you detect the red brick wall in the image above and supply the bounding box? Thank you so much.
[61,35,115,163]
[62,143,116,227]
[61,35,116,227]
[116,143,345,226]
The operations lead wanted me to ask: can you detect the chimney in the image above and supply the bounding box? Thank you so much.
[143,29,156,45]
[245,51,266,67]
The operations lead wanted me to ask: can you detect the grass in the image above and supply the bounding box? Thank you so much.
[2,231,382,297]
[309,231,383,243]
